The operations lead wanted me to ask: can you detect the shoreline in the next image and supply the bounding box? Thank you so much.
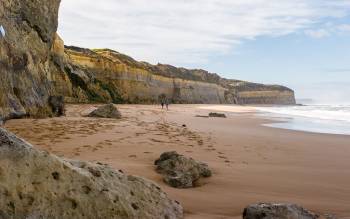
[4,104,350,218]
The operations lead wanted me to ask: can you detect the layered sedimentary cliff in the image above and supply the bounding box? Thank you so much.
[61,46,296,105]
[0,0,295,121]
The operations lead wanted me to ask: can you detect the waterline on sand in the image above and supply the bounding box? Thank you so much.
[257,105,350,135]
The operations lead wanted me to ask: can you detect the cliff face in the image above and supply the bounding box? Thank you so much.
[0,0,61,120]
[62,47,296,105]
[0,0,295,121]
[62,47,227,104]
[223,80,296,105]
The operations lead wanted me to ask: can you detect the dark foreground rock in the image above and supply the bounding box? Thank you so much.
[155,151,212,188]
[49,96,65,116]
[88,104,121,119]
[0,128,183,219]
[209,112,227,118]
[243,203,319,219]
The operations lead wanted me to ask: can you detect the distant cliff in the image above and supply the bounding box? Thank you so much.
[0,0,295,121]
[58,46,296,105]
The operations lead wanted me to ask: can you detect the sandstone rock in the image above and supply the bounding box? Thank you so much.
[49,96,65,116]
[0,0,61,119]
[88,104,121,119]
[243,203,319,219]
[155,151,212,188]
[209,112,227,118]
[0,128,183,219]
[64,47,296,105]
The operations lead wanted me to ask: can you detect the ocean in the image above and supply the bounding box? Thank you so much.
[256,104,350,135]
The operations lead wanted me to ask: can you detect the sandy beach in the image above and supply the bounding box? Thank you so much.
[4,104,350,219]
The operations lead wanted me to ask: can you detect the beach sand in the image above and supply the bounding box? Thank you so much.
[4,104,350,219]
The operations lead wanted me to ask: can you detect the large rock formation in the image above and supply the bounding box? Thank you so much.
[0,0,295,122]
[243,203,319,219]
[62,47,296,105]
[88,104,122,119]
[0,128,183,219]
[0,0,61,120]
[155,151,212,188]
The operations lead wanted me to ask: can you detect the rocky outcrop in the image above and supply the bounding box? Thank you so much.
[226,81,296,105]
[48,96,65,116]
[243,203,319,219]
[88,104,121,119]
[62,47,296,105]
[0,128,183,219]
[155,151,212,188]
[0,0,295,122]
[0,0,61,120]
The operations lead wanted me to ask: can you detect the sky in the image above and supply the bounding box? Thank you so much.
[58,0,350,103]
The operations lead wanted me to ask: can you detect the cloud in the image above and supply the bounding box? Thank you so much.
[304,29,330,38]
[58,0,350,65]
[337,24,350,32]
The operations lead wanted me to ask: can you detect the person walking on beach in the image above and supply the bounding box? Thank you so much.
[161,100,165,109]
[165,98,169,110]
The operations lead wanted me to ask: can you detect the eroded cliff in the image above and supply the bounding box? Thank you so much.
[61,46,296,105]
[0,0,295,122]
[0,0,61,120]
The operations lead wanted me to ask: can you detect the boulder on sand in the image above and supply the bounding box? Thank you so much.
[208,112,226,118]
[155,151,212,188]
[243,203,319,219]
[0,128,183,219]
[88,103,121,119]
[49,96,65,116]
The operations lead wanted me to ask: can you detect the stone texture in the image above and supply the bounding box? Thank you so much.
[243,203,319,219]
[0,0,61,120]
[63,47,296,105]
[0,128,183,219]
[87,104,121,119]
[155,151,212,188]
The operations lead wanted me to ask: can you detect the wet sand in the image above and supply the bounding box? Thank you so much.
[4,104,350,219]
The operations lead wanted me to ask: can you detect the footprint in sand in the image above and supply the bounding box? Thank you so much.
[150,138,165,143]
[129,155,137,158]
[197,140,204,146]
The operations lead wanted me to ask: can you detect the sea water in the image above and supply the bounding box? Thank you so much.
[256,105,350,135]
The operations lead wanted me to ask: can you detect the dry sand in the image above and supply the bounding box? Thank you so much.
[4,104,350,219]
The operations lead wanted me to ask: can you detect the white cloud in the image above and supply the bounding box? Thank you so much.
[337,24,350,32]
[58,0,350,65]
[304,29,330,38]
